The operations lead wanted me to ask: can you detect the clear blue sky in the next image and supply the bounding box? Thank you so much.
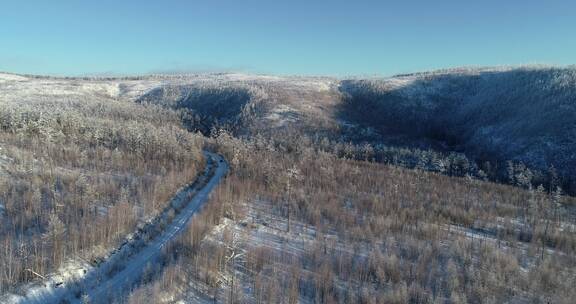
[1,0,575,76]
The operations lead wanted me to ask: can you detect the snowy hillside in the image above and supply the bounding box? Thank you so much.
[3,66,574,192]
[340,66,576,192]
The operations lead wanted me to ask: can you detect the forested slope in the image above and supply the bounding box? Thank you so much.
[0,74,204,293]
[340,66,576,192]
[2,67,576,303]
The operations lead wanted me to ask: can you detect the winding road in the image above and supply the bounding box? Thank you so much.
[17,152,228,304]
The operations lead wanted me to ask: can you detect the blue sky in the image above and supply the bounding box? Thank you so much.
[0,0,575,76]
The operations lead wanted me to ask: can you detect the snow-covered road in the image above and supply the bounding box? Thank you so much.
[12,152,228,304]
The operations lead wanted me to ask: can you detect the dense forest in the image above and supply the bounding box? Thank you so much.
[0,81,204,293]
[1,67,575,303]
[126,130,576,303]
[339,66,576,193]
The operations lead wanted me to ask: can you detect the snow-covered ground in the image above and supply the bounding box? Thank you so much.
[174,199,375,303]
[0,71,335,105]
[0,73,28,83]
[265,104,299,127]
[178,200,321,303]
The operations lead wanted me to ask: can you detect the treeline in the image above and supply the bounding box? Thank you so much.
[246,129,564,198]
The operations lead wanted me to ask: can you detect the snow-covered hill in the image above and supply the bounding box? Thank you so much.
[2,66,575,191]
[340,66,576,192]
